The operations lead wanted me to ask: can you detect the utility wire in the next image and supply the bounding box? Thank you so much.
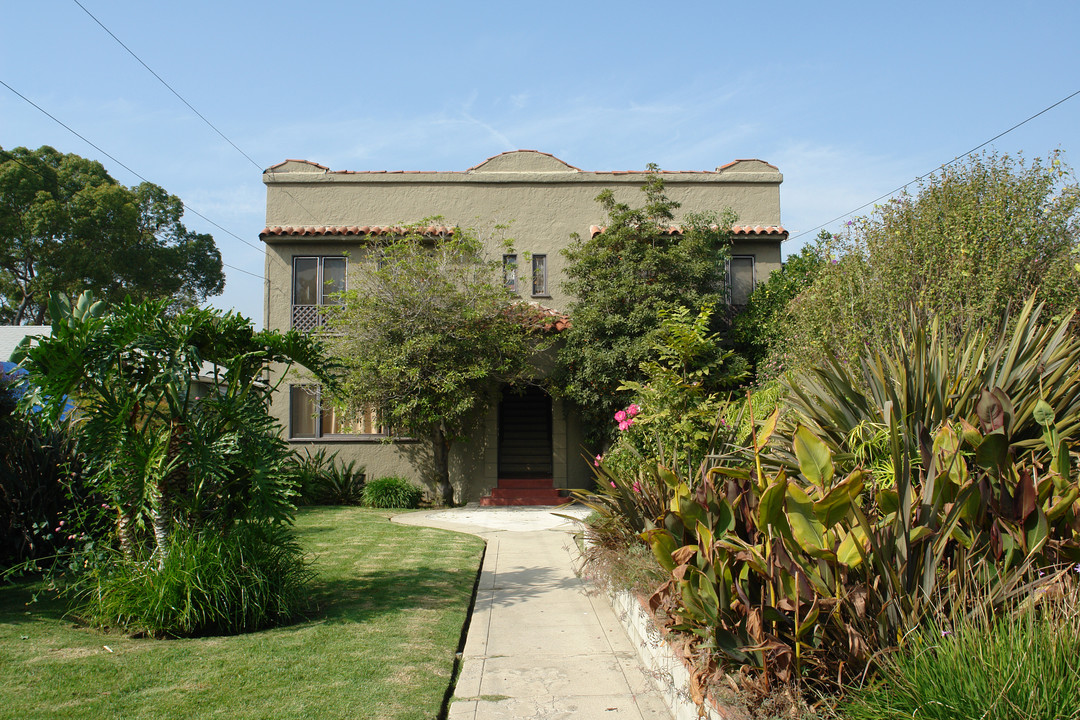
[787,88,1080,243]
[0,85,264,281]
[71,0,263,173]
[72,0,326,226]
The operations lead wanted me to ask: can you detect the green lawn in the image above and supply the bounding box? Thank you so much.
[0,507,485,720]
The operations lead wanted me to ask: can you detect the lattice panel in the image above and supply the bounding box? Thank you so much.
[291,305,324,332]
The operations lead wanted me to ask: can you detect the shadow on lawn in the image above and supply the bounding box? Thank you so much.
[306,565,478,625]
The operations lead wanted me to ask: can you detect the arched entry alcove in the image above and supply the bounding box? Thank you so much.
[497,385,553,479]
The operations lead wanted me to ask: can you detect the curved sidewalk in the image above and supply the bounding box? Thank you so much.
[394,505,672,719]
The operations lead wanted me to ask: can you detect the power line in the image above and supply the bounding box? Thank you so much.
[71,1,325,227]
[71,0,263,173]
[787,88,1080,243]
[0,93,264,282]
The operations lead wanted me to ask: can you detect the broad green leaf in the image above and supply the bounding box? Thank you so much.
[1024,507,1049,556]
[1033,399,1055,428]
[1047,487,1079,521]
[909,526,934,545]
[758,476,789,530]
[657,465,679,489]
[710,498,736,536]
[975,432,1009,469]
[877,488,899,514]
[1052,438,1071,482]
[756,407,780,450]
[814,469,865,527]
[795,599,820,639]
[837,526,869,568]
[793,425,833,487]
[785,484,827,555]
[642,528,679,572]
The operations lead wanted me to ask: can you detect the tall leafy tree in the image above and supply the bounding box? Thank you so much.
[326,226,552,505]
[773,151,1080,373]
[0,145,225,325]
[556,168,743,444]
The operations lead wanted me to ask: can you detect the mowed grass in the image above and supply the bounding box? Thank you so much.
[0,507,485,720]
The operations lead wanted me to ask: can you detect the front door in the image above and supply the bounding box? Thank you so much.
[497,386,553,478]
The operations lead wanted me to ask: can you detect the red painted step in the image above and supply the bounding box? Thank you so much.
[494,477,556,489]
[479,493,572,507]
[479,478,572,506]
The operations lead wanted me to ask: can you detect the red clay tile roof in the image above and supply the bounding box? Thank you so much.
[506,301,571,332]
[588,224,788,238]
[260,225,455,239]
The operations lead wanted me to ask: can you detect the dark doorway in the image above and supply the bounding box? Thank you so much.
[497,386,553,478]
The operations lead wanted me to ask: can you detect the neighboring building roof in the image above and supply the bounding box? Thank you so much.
[0,325,50,363]
[589,225,789,239]
[260,225,454,240]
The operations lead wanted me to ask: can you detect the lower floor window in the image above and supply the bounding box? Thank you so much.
[289,385,386,439]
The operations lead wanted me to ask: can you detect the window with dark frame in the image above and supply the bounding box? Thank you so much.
[727,255,756,306]
[291,256,346,332]
[289,385,387,439]
[531,254,548,296]
[503,253,518,292]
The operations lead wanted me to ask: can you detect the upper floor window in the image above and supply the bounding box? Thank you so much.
[727,256,756,306]
[293,256,346,332]
[503,254,518,293]
[531,254,548,296]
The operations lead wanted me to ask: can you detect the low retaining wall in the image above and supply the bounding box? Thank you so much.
[607,590,748,720]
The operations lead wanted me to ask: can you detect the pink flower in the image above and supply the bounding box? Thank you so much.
[626,418,634,427]
[632,481,642,494]
[610,481,616,488]
[618,420,629,431]
[594,454,602,467]
[627,404,639,418]
[614,410,627,422]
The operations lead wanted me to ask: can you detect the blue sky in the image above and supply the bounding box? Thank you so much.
[3,1,1079,322]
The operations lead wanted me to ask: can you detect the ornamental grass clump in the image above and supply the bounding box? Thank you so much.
[81,523,314,637]
[843,579,1080,720]
[362,476,422,509]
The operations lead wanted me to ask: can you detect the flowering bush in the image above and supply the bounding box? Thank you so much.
[580,306,745,534]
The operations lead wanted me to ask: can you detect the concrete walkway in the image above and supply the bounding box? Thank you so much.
[394,505,672,719]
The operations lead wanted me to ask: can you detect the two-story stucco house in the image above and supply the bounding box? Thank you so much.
[260,150,785,504]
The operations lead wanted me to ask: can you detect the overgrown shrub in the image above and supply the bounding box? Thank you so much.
[362,476,422,509]
[78,522,314,637]
[770,151,1080,374]
[633,294,1080,708]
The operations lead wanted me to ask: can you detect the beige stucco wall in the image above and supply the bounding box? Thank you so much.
[261,151,784,502]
